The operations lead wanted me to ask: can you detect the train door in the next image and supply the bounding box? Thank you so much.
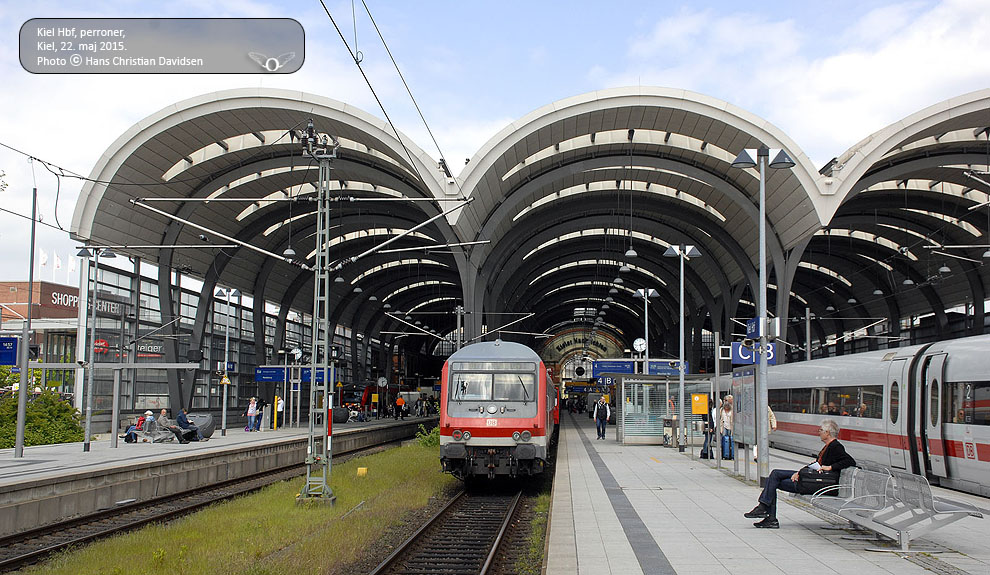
[923,354,948,478]
[885,359,908,469]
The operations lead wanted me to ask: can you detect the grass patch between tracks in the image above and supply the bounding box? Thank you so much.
[28,442,458,575]
[515,492,551,575]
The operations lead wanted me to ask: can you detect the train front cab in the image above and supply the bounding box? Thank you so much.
[439,351,551,479]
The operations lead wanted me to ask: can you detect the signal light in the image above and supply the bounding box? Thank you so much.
[521,431,532,441]
[452,430,463,440]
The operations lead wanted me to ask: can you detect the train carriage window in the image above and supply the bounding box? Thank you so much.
[945,381,990,426]
[889,381,899,424]
[452,373,491,401]
[930,379,940,427]
[493,373,535,401]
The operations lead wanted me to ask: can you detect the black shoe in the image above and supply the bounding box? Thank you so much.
[744,503,770,518]
[754,517,779,528]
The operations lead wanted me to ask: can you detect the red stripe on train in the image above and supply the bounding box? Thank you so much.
[776,421,989,462]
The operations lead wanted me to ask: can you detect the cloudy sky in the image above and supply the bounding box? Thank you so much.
[0,0,987,284]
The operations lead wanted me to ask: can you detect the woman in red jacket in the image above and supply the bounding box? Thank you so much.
[743,418,856,528]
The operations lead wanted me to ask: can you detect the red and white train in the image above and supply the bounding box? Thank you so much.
[439,340,557,479]
[766,334,990,497]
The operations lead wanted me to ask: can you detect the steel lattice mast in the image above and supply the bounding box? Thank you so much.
[298,120,338,504]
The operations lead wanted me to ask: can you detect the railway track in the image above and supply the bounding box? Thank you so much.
[369,490,523,575]
[0,440,402,573]
[0,464,304,573]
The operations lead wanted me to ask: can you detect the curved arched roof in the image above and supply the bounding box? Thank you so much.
[70,86,990,366]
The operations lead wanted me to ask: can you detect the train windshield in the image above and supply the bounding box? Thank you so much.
[450,362,537,403]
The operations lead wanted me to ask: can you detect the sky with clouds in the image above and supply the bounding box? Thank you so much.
[0,0,987,284]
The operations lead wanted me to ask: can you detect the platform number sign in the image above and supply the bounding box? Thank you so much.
[0,338,17,366]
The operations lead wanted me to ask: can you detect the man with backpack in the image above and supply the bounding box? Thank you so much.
[593,396,611,440]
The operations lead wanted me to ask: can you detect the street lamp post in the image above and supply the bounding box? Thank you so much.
[731,145,795,481]
[77,247,116,452]
[664,244,701,452]
[215,287,240,437]
[633,288,658,374]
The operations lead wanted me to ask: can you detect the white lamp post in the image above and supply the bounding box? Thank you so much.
[215,287,240,436]
[664,244,701,452]
[77,246,116,452]
[731,145,795,480]
[633,288,658,374]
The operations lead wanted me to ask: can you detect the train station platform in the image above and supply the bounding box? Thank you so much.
[546,411,990,575]
[0,416,431,538]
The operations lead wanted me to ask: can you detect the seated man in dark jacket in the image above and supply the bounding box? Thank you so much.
[176,408,205,441]
[744,418,855,528]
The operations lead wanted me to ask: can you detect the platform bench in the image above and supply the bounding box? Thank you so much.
[810,466,983,551]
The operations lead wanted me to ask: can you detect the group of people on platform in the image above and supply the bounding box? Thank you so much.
[245,396,287,430]
[120,407,204,444]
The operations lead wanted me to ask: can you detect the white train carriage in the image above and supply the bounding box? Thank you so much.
[764,334,990,497]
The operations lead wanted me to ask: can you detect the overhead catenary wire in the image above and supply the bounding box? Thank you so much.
[317,0,444,204]
[359,0,465,199]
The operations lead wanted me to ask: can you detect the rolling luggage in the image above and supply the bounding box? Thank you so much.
[721,434,734,459]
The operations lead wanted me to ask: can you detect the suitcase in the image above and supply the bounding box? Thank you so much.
[721,434,734,459]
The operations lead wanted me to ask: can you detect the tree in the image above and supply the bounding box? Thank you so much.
[0,388,84,448]
[0,365,42,389]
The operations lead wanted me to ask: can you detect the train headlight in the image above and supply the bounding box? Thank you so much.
[462,431,471,440]
[512,431,521,441]
[452,430,463,441]
[487,405,498,414]
[521,431,532,441]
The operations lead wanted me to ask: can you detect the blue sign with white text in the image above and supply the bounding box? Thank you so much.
[0,338,17,366]
[255,367,286,382]
[592,360,635,377]
[730,341,777,365]
[746,317,760,339]
[647,360,689,375]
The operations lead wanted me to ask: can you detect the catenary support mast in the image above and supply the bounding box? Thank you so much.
[298,120,338,504]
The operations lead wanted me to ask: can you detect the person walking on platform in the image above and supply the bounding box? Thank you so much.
[246,397,258,431]
[593,396,610,440]
[744,418,855,528]
[255,397,268,431]
[718,395,734,459]
[700,399,715,458]
[395,395,405,420]
[753,406,777,461]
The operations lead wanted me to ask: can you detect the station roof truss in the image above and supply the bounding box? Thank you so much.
[72,87,990,364]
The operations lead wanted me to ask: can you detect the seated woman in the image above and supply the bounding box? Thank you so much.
[743,418,856,528]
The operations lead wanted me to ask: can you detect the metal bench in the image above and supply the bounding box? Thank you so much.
[867,470,984,551]
[811,467,892,523]
[811,466,983,552]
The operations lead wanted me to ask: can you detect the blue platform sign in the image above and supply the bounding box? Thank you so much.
[255,367,286,382]
[746,317,761,339]
[592,360,635,377]
[300,368,326,383]
[0,338,17,366]
[647,360,689,375]
[730,341,777,365]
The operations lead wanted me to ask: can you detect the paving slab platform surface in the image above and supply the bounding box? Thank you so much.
[546,412,990,575]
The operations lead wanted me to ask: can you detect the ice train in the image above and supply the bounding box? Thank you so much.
[765,334,989,497]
